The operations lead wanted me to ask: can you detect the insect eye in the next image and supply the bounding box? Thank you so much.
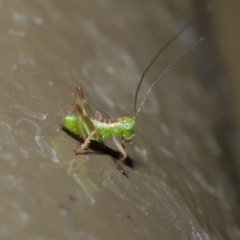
[123,121,131,130]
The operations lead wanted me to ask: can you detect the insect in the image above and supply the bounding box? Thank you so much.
[63,17,206,175]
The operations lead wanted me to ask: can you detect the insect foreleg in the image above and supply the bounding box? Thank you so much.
[112,136,128,174]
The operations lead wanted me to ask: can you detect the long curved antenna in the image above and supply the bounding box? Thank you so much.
[134,37,206,119]
[133,13,209,117]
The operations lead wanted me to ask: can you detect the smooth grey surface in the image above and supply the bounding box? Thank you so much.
[0,0,239,240]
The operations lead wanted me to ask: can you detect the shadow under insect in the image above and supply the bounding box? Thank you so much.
[61,126,134,169]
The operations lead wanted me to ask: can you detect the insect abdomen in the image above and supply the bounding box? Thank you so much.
[63,115,80,135]
[63,115,122,139]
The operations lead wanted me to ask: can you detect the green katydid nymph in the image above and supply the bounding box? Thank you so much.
[63,17,206,175]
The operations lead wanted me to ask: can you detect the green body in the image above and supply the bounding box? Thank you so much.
[63,115,135,141]
[63,87,135,174]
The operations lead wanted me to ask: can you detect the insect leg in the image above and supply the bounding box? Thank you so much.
[75,87,95,118]
[72,103,86,139]
[74,129,99,154]
[72,103,96,138]
[112,136,128,174]
[70,129,99,174]
[95,111,102,121]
